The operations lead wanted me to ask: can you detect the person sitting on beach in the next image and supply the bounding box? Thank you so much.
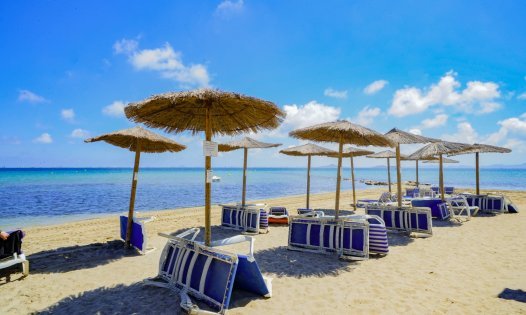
[0,230,24,259]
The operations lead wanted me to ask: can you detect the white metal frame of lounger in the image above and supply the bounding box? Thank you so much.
[0,253,29,279]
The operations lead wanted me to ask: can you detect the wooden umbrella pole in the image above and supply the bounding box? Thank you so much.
[439,154,444,202]
[350,155,356,211]
[335,137,343,219]
[475,152,480,195]
[242,148,248,206]
[306,155,311,209]
[416,160,419,187]
[387,158,391,193]
[205,107,212,246]
[125,140,141,247]
[396,144,402,207]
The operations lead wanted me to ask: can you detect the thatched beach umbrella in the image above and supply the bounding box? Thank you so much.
[280,143,336,209]
[290,120,394,219]
[85,126,186,247]
[407,141,469,201]
[366,150,401,193]
[328,147,374,210]
[125,89,285,245]
[219,137,281,206]
[448,143,511,194]
[385,128,439,207]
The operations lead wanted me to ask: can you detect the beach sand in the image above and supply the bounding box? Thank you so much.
[1,187,525,314]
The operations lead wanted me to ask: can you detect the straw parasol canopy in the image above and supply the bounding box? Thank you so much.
[85,126,186,247]
[280,143,337,209]
[328,147,374,210]
[384,128,439,206]
[125,89,285,246]
[448,143,511,194]
[423,157,459,163]
[366,150,405,193]
[407,141,470,201]
[219,137,281,206]
[290,120,394,218]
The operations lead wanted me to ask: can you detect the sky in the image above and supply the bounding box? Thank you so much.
[1,0,526,168]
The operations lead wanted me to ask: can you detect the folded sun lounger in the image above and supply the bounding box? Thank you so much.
[221,204,269,234]
[146,228,272,314]
[365,205,433,236]
[119,215,155,254]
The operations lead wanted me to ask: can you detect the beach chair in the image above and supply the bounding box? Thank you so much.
[221,204,267,234]
[365,205,433,236]
[297,208,313,215]
[411,198,448,220]
[119,216,155,254]
[356,192,396,208]
[349,215,389,255]
[503,196,519,213]
[437,203,451,220]
[0,230,29,280]
[405,188,420,198]
[267,207,289,224]
[417,188,436,198]
[146,228,272,314]
[288,216,370,260]
[446,196,478,221]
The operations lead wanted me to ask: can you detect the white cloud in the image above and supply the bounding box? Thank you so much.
[18,90,47,103]
[408,128,422,135]
[352,106,381,127]
[420,114,448,129]
[61,109,75,123]
[442,121,479,144]
[518,93,526,100]
[114,39,210,88]
[102,101,126,117]
[70,128,90,138]
[282,101,341,130]
[324,88,348,99]
[34,133,53,144]
[113,38,139,55]
[389,71,501,117]
[216,0,244,14]
[364,80,388,95]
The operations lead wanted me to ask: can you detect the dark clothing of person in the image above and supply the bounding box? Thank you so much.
[0,230,24,259]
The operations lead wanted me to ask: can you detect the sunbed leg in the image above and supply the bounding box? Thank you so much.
[22,260,29,277]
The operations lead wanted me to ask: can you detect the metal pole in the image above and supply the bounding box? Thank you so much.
[242,148,248,206]
[125,141,141,247]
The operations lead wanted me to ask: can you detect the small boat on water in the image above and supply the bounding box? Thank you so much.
[212,175,221,182]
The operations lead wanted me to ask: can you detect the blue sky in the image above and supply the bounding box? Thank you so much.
[1,0,526,167]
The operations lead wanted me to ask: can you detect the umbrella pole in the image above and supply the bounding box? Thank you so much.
[475,152,480,195]
[439,154,444,202]
[307,155,311,209]
[396,144,402,207]
[126,141,141,247]
[242,148,248,206]
[205,108,212,246]
[416,160,419,187]
[335,137,343,219]
[387,158,391,193]
[351,156,356,211]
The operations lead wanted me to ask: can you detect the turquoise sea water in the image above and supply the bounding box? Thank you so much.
[0,167,524,229]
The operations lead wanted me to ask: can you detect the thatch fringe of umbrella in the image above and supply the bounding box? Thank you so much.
[290,120,394,218]
[125,89,285,245]
[423,157,459,163]
[219,137,281,206]
[448,143,511,194]
[280,143,337,209]
[85,126,186,247]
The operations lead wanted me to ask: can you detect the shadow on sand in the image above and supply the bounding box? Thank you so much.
[28,240,138,274]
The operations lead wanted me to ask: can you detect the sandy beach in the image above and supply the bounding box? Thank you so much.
[1,187,525,314]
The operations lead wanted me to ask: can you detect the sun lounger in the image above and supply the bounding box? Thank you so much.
[146,228,272,314]
[267,207,289,224]
[119,216,155,254]
[356,192,397,208]
[221,204,268,234]
[437,203,451,220]
[349,215,389,255]
[297,208,313,215]
[405,188,420,198]
[0,230,29,280]
[411,198,449,220]
[365,205,433,236]
[446,196,478,221]
[431,186,455,196]
[288,216,370,260]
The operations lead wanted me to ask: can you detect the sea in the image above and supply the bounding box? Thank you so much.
[0,167,524,229]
